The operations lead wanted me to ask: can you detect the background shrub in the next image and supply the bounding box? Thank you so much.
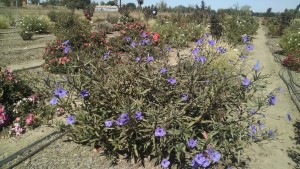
[43,31,106,74]
[279,29,300,54]
[106,14,119,24]
[19,15,51,34]
[97,21,113,33]
[47,11,68,23]
[283,50,300,71]
[19,30,33,40]
[54,13,92,49]
[223,11,259,45]
[0,15,9,29]
[151,21,204,48]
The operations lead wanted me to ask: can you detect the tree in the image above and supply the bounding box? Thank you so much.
[0,0,22,7]
[48,0,59,6]
[240,5,252,15]
[106,0,116,6]
[126,2,136,10]
[31,0,39,4]
[201,0,205,10]
[64,0,91,10]
[156,0,167,12]
[99,1,105,5]
[265,7,273,17]
[137,0,143,7]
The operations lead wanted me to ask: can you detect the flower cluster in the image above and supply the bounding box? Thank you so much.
[0,104,9,127]
[9,120,24,136]
[5,68,14,81]
[104,111,143,127]
[192,148,221,168]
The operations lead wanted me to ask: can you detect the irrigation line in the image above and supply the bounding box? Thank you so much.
[13,63,44,72]
[0,35,54,41]
[7,46,46,52]
[0,31,18,34]
[279,71,300,111]
[0,130,63,167]
[267,40,300,112]
[6,132,66,169]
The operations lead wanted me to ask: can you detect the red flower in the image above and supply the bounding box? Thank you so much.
[84,42,89,47]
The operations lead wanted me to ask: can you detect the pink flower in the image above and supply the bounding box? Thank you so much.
[26,113,34,125]
[10,123,24,136]
[30,94,38,103]
[6,68,12,73]
[0,112,9,127]
[15,117,21,122]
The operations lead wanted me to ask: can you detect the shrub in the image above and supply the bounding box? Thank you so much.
[0,15,9,29]
[47,11,68,23]
[279,29,300,53]
[266,9,296,37]
[0,68,48,133]
[93,17,105,23]
[97,21,113,33]
[106,14,119,24]
[19,15,51,34]
[43,31,106,74]
[266,17,281,37]
[223,11,259,45]
[19,30,34,40]
[151,21,204,48]
[283,50,300,71]
[47,34,275,168]
[54,13,92,49]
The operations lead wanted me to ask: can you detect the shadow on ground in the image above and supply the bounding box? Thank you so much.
[287,120,300,168]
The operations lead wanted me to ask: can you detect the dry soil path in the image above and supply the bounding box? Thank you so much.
[244,24,299,169]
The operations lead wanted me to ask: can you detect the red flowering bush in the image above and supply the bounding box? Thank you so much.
[43,31,107,74]
[283,50,300,72]
[106,28,165,62]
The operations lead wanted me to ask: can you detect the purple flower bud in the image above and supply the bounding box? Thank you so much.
[253,60,260,71]
[242,77,250,86]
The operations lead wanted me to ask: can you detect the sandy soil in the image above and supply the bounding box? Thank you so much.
[242,24,300,169]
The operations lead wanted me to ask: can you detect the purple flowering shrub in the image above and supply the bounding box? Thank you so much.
[47,35,277,168]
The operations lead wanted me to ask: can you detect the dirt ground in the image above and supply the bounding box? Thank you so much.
[0,29,55,68]
[1,24,300,169]
[242,25,300,169]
